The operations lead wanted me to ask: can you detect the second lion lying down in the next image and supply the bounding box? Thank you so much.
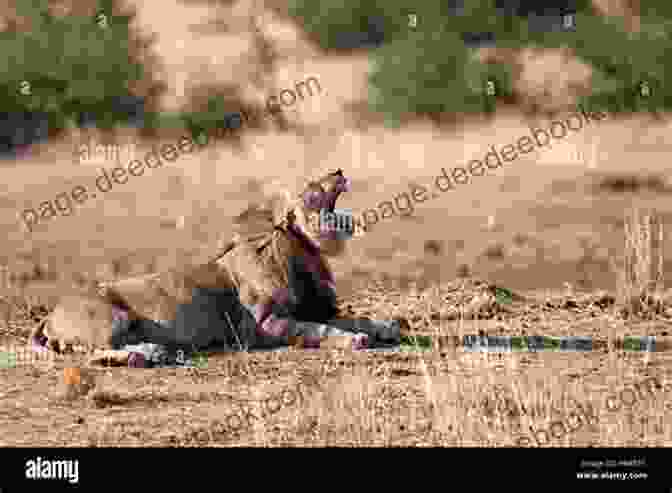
[32,169,400,366]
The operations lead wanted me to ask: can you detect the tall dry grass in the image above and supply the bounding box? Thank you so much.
[616,207,666,318]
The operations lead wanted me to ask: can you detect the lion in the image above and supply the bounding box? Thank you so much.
[31,169,368,358]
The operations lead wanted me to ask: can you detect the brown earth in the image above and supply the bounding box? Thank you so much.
[0,0,671,447]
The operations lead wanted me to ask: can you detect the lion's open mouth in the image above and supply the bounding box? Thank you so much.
[301,170,351,241]
[303,172,350,213]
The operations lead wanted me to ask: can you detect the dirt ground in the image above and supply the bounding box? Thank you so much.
[1,279,672,447]
[0,0,671,447]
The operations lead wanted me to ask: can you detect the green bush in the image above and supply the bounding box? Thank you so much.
[0,0,144,131]
[551,12,672,115]
[368,29,515,125]
[287,0,672,123]
[638,0,672,21]
[287,0,419,50]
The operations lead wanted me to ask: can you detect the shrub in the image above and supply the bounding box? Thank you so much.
[287,0,672,124]
[0,0,146,150]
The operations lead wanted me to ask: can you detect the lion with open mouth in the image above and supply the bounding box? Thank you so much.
[31,169,396,365]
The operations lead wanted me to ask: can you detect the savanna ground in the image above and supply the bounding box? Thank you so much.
[0,0,671,447]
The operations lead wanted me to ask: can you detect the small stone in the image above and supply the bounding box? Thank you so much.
[63,367,81,386]
[60,367,96,400]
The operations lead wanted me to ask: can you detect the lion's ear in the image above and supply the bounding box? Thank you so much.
[265,189,301,226]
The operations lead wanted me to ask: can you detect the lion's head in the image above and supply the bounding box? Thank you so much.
[231,168,355,258]
[293,168,353,257]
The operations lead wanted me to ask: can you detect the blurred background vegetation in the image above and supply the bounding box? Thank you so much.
[1,1,140,126]
[1,0,670,153]
[288,0,672,124]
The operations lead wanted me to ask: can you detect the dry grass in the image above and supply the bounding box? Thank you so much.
[616,208,666,318]
[1,274,671,447]
[1,210,671,447]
